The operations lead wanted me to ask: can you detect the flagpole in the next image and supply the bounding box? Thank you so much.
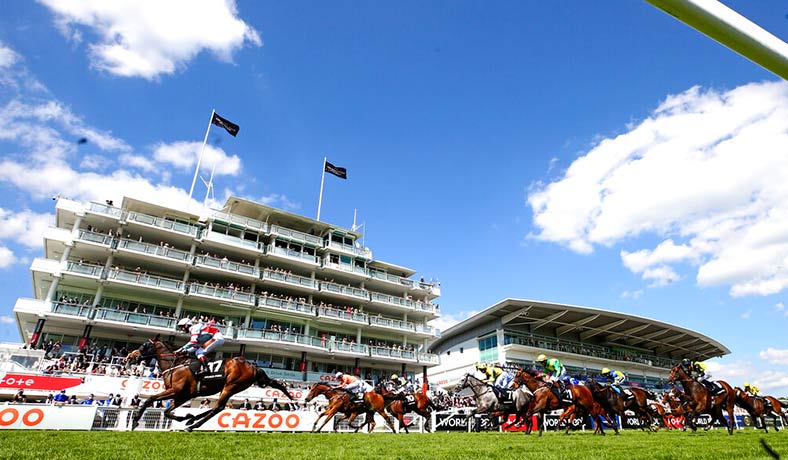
[188,109,215,205]
[203,160,217,207]
[317,156,327,221]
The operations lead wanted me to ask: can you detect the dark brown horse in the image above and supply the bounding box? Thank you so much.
[662,390,687,430]
[305,382,397,433]
[668,364,736,435]
[586,378,656,432]
[126,336,293,431]
[513,369,600,436]
[375,382,438,433]
[734,388,786,432]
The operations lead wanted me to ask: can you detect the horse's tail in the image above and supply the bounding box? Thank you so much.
[255,367,295,401]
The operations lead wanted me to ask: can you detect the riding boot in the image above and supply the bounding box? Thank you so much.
[198,356,208,374]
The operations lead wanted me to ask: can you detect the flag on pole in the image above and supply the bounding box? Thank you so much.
[324,161,348,179]
[211,112,240,137]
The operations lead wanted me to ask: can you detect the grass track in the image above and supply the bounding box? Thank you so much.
[0,430,786,460]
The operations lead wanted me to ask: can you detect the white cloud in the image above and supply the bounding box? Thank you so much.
[740,310,751,320]
[0,315,15,324]
[528,81,788,297]
[0,246,17,268]
[707,357,788,394]
[760,348,788,366]
[776,302,785,312]
[118,153,157,173]
[620,289,643,299]
[153,141,241,177]
[0,41,20,68]
[40,0,262,80]
[0,209,54,249]
[429,310,478,335]
[256,193,301,211]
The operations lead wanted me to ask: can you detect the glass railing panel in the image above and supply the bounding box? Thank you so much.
[127,212,199,236]
[261,270,317,289]
[267,245,318,264]
[106,269,183,292]
[87,202,123,218]
[212,211,268,232]
[417,353,440,364]
[52,303,90,317]
[77,231,113,245]
[65,262,104,277]
[270,225,322,246]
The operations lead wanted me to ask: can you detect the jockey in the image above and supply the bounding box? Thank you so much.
[681,358,717,394]
[178,319,225,373]
[335,371,371,402]
[536,354,569,401]
[390,374,412,401]
[743,382,772,410]
[601,367,631,399]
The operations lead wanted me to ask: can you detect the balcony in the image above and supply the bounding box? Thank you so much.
[51,301,92,318]
[269,225,322,247]
[324,240,372,259]
[76,230,113,247]
[125,211,200,237]
[266,245,319,265]
[261,269,318,290]
[369,315,415,332]
[93,307,177,329]
[320,258,368,276]
[86,202,123,219]
[417,352,440,365]
[236,328,329,351]
[106,268,184,293]
[257,295,316,317]
[203,231,263,253]
[414,301,438,315]
[188,283,255,306]
[369,270,414,288]
[194,255,258,279]
[116,239,192,264]
[316,306,368,325]
[369,346,417,362]
[64,261,104,278]
[212,211,268,233]
[331,341,369,355]
[319,281,369,301]
[369,292,413,309]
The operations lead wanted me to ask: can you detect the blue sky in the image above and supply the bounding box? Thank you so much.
[0,1,787,394]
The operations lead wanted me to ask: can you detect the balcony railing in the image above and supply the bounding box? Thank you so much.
[87,202,123,218]
[325,240,372,259]
[211,211,268,233]
[370,292,413,309]
[414,301,437,314]
[126,212,200,237]
[204,231,263,252]
[236,329,329,350]
[321,259,368,276]
[76,230,113,246]
[116,239,191,263]
[369,346,417,361]
[331,342,369,355]
[261,269,318,289]
[320,281,369,301]
[317,306,368,324]
[194,255,258,278]
[257,296,316,316]
[188,283,255,305]
[417,352,440,365]
[267,245,319,264]
[369,270,414,288]
[369,315,415,332]
[51,302,92,318]
[65,261,104,278]
[269,225,322,247]
[106,268,184,292]
[415,323,435,335]
[94,308,177,329]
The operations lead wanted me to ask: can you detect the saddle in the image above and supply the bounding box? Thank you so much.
[189,356,223,380]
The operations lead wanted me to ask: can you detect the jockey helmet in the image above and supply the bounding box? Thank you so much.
[601,367,610,375]
[536,354,547,363]
[475,363,485,370]
[681,358,691,367]
[391,374,398,380]
[743,382,750,388]
[335,371,343,378]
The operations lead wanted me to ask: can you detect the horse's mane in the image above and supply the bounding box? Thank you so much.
[521,368,542,378]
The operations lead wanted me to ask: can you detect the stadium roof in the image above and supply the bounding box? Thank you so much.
[431,298,730,361]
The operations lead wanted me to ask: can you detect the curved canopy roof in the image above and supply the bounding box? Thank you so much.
[431,298,730,361]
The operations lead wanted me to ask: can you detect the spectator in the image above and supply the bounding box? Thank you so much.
[253,400,265,411]
[45,393,54,405]
[111,394,123,406]
[128,394,141,408]
[82,394,96,405]
[199,399,211,409]
[68,395,77,405]
[12,390,26,404]
[269,398,281,412]
[53,390,68,406]
[239,399,252,411]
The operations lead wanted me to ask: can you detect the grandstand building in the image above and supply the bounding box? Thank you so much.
[426,298,730,390]
[9,195,441,387]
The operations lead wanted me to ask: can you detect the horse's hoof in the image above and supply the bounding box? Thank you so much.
[184,426,193,433]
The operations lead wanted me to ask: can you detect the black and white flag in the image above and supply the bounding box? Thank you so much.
[211,112,240,137]
[324,161,348,179]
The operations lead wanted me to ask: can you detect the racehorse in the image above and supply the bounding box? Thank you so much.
[375,381,439,433]
[513,369,600,436]
[668,364,736,435]
[586,378,656,432]
[733,387,786,432]
[126,336,293,431]
[454,373,534,433]
[305,382,397,433]
[662,391,687,430]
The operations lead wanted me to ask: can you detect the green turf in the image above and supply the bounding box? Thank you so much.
[0,430,786,460]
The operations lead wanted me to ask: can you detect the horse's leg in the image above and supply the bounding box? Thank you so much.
[131,386,182,430]
[315,405,339,433]
[184,383,240,432]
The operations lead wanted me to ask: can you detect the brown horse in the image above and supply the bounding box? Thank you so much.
[586,379,656,432]
[126,336,293,431]
[662,391,687,430]
[734,388,786,432]
[305,382,397,433]
[513,369,600,436]
[668,364,736,435]
[375,382,438,433]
